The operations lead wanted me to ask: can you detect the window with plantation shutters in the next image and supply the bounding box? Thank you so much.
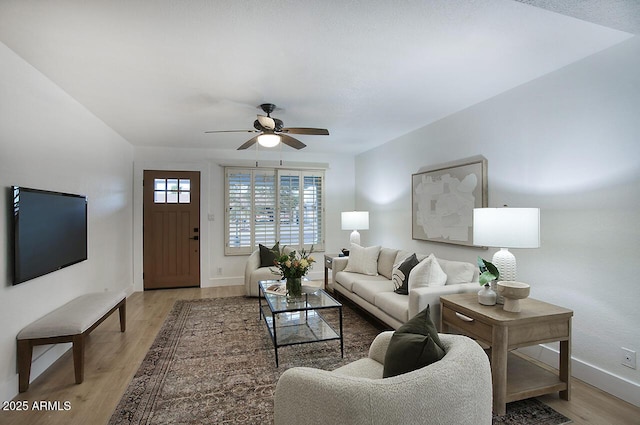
[225,167,325,255]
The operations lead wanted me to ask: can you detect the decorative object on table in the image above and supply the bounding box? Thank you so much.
[473,207,540,282]
[412,156,487,246]
[341,211,369,245]
[477,256,499,305]
[496,281,531,312]
[271,244,315,302]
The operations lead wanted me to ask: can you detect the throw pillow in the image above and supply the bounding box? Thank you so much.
[382,305,446,378]
[407,253,447,290]
[382,332,445,378]
[392,253,419,295]
[438,259,476,285]
[259,242,279,268]
[377,248,399,279]
[396,305,445,352]
[343,244,381,276]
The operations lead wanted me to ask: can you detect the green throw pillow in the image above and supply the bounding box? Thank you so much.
[382,332,445,378]
[259,242,280,268]
[382,305,446,378]
[396,305,445,352]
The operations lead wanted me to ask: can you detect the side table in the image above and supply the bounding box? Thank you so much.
[323,254,344,292]
[440,293,573,415]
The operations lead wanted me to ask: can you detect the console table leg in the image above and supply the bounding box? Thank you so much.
[560,325,572,400]
[492,326,508,416]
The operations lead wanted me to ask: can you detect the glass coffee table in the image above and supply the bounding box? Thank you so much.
[258,280,343,367]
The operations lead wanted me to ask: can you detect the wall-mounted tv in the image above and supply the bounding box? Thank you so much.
[12,186,88,284]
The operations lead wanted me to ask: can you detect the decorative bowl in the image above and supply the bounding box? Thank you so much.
[496,281,530,312]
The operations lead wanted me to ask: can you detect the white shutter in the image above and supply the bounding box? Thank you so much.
[302,171,324,250]
[225,167,324,255]
[254,170,276,247]
[277,171,300,247]
[225,169,252,255]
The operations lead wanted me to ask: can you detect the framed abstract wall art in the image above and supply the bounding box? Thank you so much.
[412,157,487,246]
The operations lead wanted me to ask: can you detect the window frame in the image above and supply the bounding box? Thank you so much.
[224,167,325,255]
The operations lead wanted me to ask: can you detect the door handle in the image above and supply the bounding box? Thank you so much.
[189,236,199,240]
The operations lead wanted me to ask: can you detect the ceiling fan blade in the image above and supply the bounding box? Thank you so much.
[237,135,260,150]
[204,129,257,134]
[257,115,276,130]
[282,127,329,135]
[280,134,306,150]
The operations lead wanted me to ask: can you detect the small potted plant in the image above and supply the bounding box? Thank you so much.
[477,257,499,305]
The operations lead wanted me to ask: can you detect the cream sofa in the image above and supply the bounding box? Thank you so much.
[274,331,492,425]
[244,246,296,297]
[332,247,479,329]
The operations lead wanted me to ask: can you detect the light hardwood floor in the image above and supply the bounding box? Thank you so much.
[2,286,639,425]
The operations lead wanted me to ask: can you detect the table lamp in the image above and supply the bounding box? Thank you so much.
[341,211,369,245]
[473,207,540,282]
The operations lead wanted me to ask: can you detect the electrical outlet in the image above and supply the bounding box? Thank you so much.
[621,347,636,369]
[217,267,223,275]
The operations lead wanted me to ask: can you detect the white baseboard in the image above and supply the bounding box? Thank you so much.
[518,344,640,408]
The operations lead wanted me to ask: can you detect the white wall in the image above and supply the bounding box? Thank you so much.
[355,37,640,406]
[0,42,134,401]
[133,146,356,291]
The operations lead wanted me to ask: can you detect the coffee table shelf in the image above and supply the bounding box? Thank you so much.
[259,280,343,366]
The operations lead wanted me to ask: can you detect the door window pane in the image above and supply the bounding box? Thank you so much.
[152,177,191,204]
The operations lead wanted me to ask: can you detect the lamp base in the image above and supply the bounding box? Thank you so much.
[492,248,517,281]
[349,230,361,245]
[492,248,517,305]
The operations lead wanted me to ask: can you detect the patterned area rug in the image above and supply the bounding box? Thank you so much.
[109,297,572,425]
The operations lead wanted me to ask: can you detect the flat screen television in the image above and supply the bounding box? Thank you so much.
[12,186,88,284]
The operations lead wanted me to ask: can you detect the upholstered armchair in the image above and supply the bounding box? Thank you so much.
[244,246,293,297]
[274,331,492,425]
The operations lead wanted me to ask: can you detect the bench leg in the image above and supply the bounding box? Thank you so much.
[72,335,85,384]
[17,340,33,393]
[119,301,126,332]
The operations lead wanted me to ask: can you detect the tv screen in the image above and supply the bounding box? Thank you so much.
[12,186,88,284]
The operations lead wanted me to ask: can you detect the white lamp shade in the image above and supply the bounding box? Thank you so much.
[257,133,280,147]
[341,211,369,230]
[473,208,540,248]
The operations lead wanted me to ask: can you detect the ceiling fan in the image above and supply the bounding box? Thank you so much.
[205,103,329,150]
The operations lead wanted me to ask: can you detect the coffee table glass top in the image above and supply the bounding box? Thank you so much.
[259,280,341,313]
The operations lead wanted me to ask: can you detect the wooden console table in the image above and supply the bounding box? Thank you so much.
[440,293,573,415]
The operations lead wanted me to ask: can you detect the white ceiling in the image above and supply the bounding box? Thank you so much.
[0,0,634,155]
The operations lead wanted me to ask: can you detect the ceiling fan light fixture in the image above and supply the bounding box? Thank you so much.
[257,133,280,148]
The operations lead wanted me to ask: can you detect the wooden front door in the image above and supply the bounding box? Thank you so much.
[143,170,200,289]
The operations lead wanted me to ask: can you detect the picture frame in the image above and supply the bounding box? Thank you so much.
[411,156,487,246]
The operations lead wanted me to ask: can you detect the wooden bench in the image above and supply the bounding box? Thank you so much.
[16,291,127,392]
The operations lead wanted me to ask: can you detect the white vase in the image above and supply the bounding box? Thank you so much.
[478,284,497,306]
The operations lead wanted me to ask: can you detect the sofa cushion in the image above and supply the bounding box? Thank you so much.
[377,248,399,279]
[382,306,445,378]
[392,253,419,295]
[408,253,447,290]
[344,244,381,275]
[335,271,386,292]
[438,258,476,284]
[352,279,395,304]
[259,242,279,268]
[374,292,409,323]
